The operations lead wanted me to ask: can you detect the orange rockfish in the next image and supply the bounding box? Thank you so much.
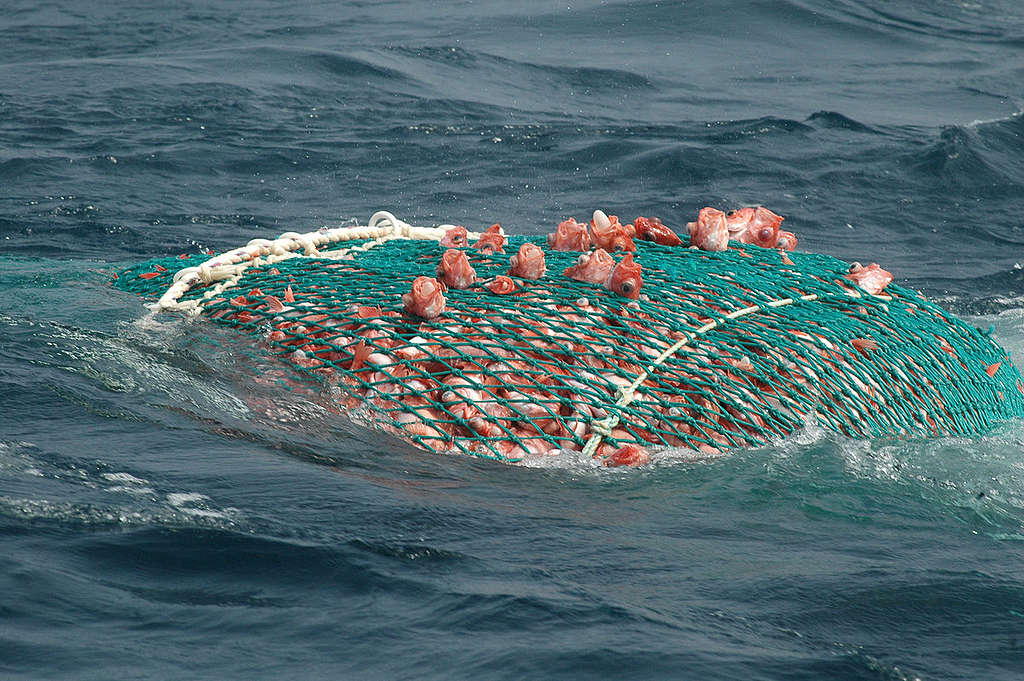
[605,252,643,299]
[403,276,447,319]
[776,230,798,251]
[484,275,518,294]
[634,216,682,246]
[440,225,469,248]
[436,248,477,289]
[687,207,729,251]
[726,206,784,248]
[563,248,616,284]
[590,210,636,252]
[547,217,591,252]
[473,223,507,254]
[508,242,547,279]
[847,262,894,295]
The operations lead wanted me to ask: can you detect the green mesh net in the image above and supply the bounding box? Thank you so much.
[113,212,1024,463]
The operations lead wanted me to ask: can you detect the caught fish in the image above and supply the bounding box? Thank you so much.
[440,225,469,248]
[603,443,651,467]
[634,216,682,246]
[847,262,894,295]
[605,252,643,299]
[548,217,591,252]
[484,275,518,295]
[564,248,616,284]
[590,210,636,252]
[508,242,547,279]
[473,223,507,254]
[436,248,477,289]
[687,207,729,251]
[776,230,798,251]
[403,276,447,319]
[726,206,784,248]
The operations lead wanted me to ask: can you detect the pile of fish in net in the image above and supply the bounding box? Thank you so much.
[114,208,1024,466]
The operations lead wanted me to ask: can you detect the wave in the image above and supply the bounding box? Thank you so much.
[900,124,1022,192]
[818,0,1024,44]
[805,110,880,134]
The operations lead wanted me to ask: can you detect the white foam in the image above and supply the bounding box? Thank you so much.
[106,485,156,496]
[102,472,149,485]
[166,492,240,521]
[965,104,1023,129]
[166,492,210,506]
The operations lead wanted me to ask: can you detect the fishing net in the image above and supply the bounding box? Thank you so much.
[114,211,1024,463]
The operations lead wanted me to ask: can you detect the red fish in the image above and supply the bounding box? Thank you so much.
[508,242,547,279]
[687,207,729,251]
[547,217,591,252]
[590,210,636,252]
[349,339,373,371]
[634,216,682,246]
[563,248,616,284]
[264,295,286,313]
[440,225,468,248]
[603,443,650,467]
[776,230,798,251]
[403,276,447,319]
[726,206,784,248]
[724,207,755,236]
[436,248,477,289]
[484,276,518,295]
[473,223,507,254]
[850,338,879,354]
[605,252,643,299]
[847,262,894,295]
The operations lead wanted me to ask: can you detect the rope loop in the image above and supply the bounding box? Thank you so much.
[173,266,199,285]
[153,210,445,313]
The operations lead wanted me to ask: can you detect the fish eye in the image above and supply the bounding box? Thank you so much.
[621,281,634,293]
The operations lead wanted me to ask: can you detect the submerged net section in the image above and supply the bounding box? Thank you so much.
[114,212,1024,463]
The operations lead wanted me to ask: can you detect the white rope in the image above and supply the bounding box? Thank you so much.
[580,292,821,458]
[149,211,480,314]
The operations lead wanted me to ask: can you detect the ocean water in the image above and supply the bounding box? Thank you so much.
[2,1,1024,679]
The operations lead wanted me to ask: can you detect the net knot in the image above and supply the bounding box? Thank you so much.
[613,385,636,403]
[590,417,617,438]
[197,262,215,285]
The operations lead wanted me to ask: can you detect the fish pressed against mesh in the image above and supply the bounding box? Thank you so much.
[114,212,1024,463]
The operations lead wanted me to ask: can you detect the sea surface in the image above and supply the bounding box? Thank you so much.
[2,1,1024,679]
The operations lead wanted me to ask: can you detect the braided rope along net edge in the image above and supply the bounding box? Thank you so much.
[113,210,1024,465]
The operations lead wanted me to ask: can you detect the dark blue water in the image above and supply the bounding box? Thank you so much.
[3,1,1024,679]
